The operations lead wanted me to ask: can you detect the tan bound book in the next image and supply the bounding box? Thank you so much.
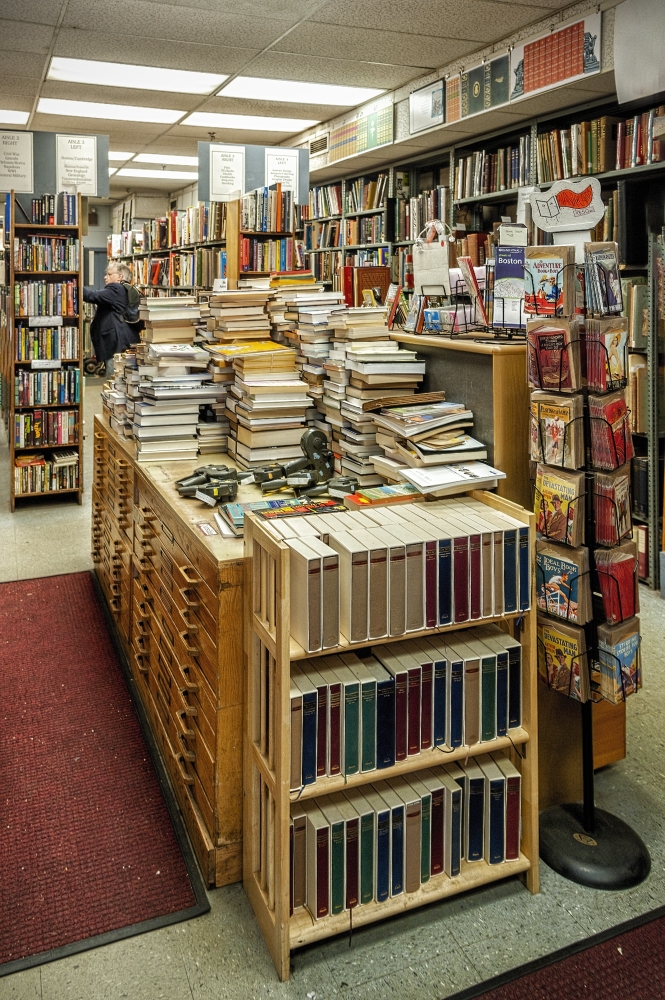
[290,803,307,910]
[286,538,322,654]
[381,522,425,632]
[326,531,369,643]
[366,526,406,637]
[302,802,330,920]
[290,676,303,792]
[303,535,340,649]
[346,527,388,639]
[388,777,422,894]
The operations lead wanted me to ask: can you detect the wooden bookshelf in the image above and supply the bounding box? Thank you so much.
[6,192,83,511]
[243,489,539,982]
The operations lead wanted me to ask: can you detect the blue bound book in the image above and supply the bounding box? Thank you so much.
[449,785,462,877]
[508,643,522,728]
[376,676,396,769]
[480,759,506,865]
[433,655,447,747]
[496,651,509,738]
[518,527,530,611]
[438,537,452,625]
[390,805,404,895]
[465,768,485,862]
[503,529,518,613]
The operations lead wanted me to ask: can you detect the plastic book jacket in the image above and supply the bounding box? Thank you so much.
[535,466,581,544]
[538,620,586,701]
[530,398,574,465]
[524,253,565,314]
[493,246,525,328]
[527,323,577,390]
[536,549,580,622]
[598,622,641,704]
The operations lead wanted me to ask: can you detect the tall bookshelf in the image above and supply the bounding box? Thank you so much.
[243,492,539,982]
[4,192,83,511]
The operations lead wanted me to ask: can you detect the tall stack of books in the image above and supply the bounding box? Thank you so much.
[205,290,272,342]
[139,296,201,344]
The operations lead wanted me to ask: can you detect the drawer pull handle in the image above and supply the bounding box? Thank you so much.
[179,632,199,656]
[177,663,199,694]
[135,653,149,675]
[177,714,196,742]
[179,587,199,610]
[180,565,202,586]
[174,752,195,784]
[180,611,199,633]
[180,701,197,717]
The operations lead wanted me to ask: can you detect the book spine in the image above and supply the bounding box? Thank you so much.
[345,818,359,909]
[359,813,374,904]
[343,682,359,775]
[503,530,518,613]
[360,681,376,772]
[301,691,317,785]
[466,778,485,861]
[481,657,497,742]
[376,678,396,768]
[453,536,469,622]
[376,808,391,901]
[420,662,433,750]
[487,778,505,864]
[449,658,464,748]
[329,682,341,775]
[496,653,509,738]
[407,667,421,756]
[390,806,405,896]
[505,774,521,860]
[330,820,345,914]
[433,658,447,747]
[508,647,522,728]
[316,685,327,777]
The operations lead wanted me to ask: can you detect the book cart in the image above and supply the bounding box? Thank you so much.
[243,490,539,982]
[3,191,84,511]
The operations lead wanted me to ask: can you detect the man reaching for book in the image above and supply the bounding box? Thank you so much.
[83,262,141,377]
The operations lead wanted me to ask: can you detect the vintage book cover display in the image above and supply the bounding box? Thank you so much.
[530,391,584,468]
[536,541,591,624]
[534,464,585,546]
[537,615,589,702]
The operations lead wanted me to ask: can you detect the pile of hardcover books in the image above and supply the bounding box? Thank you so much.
[139,295,200,344]
[204,289,273,342]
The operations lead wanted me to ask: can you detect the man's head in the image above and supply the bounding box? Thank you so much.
[551,495,562,509]
[105,262,131,285]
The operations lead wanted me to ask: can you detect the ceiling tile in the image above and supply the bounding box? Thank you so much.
[0,76,42,99]
[40,81,200,111]
[247,51,436,90]
[31,113,169,138]
[2,0,64,26]
[0,50,49,78]
[195,94,335,122]
[168,124,307,143]
[0,19,54,53]
[63,0,293,49]
[54,29,258,74]
[142,0,321,15]
[272,21,469,67]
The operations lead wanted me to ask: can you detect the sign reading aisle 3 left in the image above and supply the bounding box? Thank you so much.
[56,135,97,196]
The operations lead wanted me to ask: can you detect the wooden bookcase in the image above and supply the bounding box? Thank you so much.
[5,191,83,511]
[243,490,539,981]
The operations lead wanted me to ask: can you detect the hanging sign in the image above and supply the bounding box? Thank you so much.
[409,80,445,134]
[529,177,605,232]
[264,149,299,201]
[209,144,245,201]
[0,131,33,193]
[56,134,97,195]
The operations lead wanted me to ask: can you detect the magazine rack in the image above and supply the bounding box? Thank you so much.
[536,238,650,891]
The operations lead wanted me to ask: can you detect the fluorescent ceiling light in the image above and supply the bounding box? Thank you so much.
[219,76,384,106]
[48,57,227,95]
[109,167,117,175]
[37,98,184,124]
[108,151,134,160]
[0,109,29,124]
[182,112,318,131]
[133,153,198,165]
[117,168,198,180]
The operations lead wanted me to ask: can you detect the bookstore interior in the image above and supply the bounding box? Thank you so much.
[2,0,665,996]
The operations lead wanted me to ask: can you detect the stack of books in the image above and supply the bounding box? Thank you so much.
[370,399,485,475]
[205,290,272,342]
[270,286,346,386]
[225,343,314,468]
[196,404,229,455]
[139,295,201,344]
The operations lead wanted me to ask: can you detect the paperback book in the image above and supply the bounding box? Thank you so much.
[585,241,622,315]
[593,465,632,547]
[537,615,589,702]
[588,390,634,470]
[534,464,585,546]
[594,540,639,624]
[524,245,575,316]
[536,541,591,624]
[585,317,628,392]
[529,391,584,469]
[596,617,641,704]
[493,246,525,329]
[527,319,581,391]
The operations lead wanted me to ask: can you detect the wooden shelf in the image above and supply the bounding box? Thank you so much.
[305,246,343,253]
[14,223,78,230]
[15,402,81,409]
[344,206,386,217]
[14,442,80,451]
[308,214,342,223]
[289,854,530,949]
[15,358,80,364]
[15,316,80,322]
[14,270,80,276]
[283,728,530,802]
[14,487,81,498]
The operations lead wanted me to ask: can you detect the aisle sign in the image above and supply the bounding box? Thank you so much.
[209,144,245,200]
[0,131,33,193]
[56,134,97,195]
[265,148,299,201]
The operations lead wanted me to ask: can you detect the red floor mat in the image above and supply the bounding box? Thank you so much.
[0,572,203,970]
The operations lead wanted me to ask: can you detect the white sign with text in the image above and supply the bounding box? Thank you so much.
[56,134,97,195]
[209,144,245,201]
[0,131,33,193]
[264,148,299,201]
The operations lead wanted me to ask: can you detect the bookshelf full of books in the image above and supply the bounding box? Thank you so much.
[239,185,305,278]
[4,191,83,510]
[243,491,538,981]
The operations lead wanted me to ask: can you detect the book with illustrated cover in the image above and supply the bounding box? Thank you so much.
[593,465,632,547]
[588,390,634,470]
[493,246,525,329]
[585,241,622,315]
[530,391,584,468]
[534,464,585,546]
[524,245,575,316]
[594,540,639,624]
[597,617,641,704]
[585,317,628,392]
[527,319,581,392]
[536,541,591,624]
[537,615,589,702]
[457,256,488,326]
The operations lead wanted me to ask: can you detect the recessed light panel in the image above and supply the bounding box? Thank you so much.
[37,99,184,124]
[133,153,198,165]
[117,168,198,180]
[48,57,226,95]
[182,112,318,131]
[108,151,134,160]
[0,110,29,124]
[218,76,384,105]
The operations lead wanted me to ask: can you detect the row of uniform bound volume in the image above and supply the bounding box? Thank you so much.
[290,750,521,919]
[15,325,79,361]
[290,625,522,791]
[265,499,530,652]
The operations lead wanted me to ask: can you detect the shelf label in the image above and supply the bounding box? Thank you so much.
[28,316,64,327]
[209,144,245,201]
[212,278,228,292]
[264,148,299,202]
[57,135,98,196]
[31,359,62,369]
[0,131,33,194]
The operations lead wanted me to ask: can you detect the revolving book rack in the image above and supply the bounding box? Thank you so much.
[243,491,539,982]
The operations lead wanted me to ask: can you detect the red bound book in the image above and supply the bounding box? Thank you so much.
[316,828,329,917]
[395,669,408,761]
[430,786,444,875]
[453,535,469,623]
[505,775,521,860]
[328,680,341,775]
[420,660,433,750]
[316,684,327,777]
[345,817,359,909]
[469,533,481,619]
[407,666,421,756]
[424,542,437,628]
[342,265,355,307]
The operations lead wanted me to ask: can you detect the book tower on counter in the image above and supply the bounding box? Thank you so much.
[4,192,83,510]
[526,232,650,889]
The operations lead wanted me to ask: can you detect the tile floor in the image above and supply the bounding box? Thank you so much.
[2,382,665,1000]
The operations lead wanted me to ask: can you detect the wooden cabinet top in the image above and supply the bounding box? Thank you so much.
[391,333,527,356]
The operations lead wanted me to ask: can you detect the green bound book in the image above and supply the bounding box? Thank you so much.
[406,776,431,884]
[345,656,377,772]
[481,654,497,742]
[320,801,346,915]
[343,789,375,905]
[333,664,360,775]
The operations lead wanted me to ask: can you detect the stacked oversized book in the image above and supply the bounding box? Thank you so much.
[196,404,230,455]
[139,295,201,343]
[263,498,530,651]
[269,285,346,386]
[369,398,486,476]
[205,290,272,342]
[290,745,522,916]
[225,342,314,468]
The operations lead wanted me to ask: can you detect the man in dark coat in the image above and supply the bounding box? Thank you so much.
[83,262,138,376]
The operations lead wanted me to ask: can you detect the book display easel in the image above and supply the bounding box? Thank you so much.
[243,491,538,982]
[2,191,83,511]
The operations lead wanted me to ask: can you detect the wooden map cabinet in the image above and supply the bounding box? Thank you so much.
[243,491,539,981]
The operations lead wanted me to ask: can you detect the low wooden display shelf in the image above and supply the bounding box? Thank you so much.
[243,490,539,981]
